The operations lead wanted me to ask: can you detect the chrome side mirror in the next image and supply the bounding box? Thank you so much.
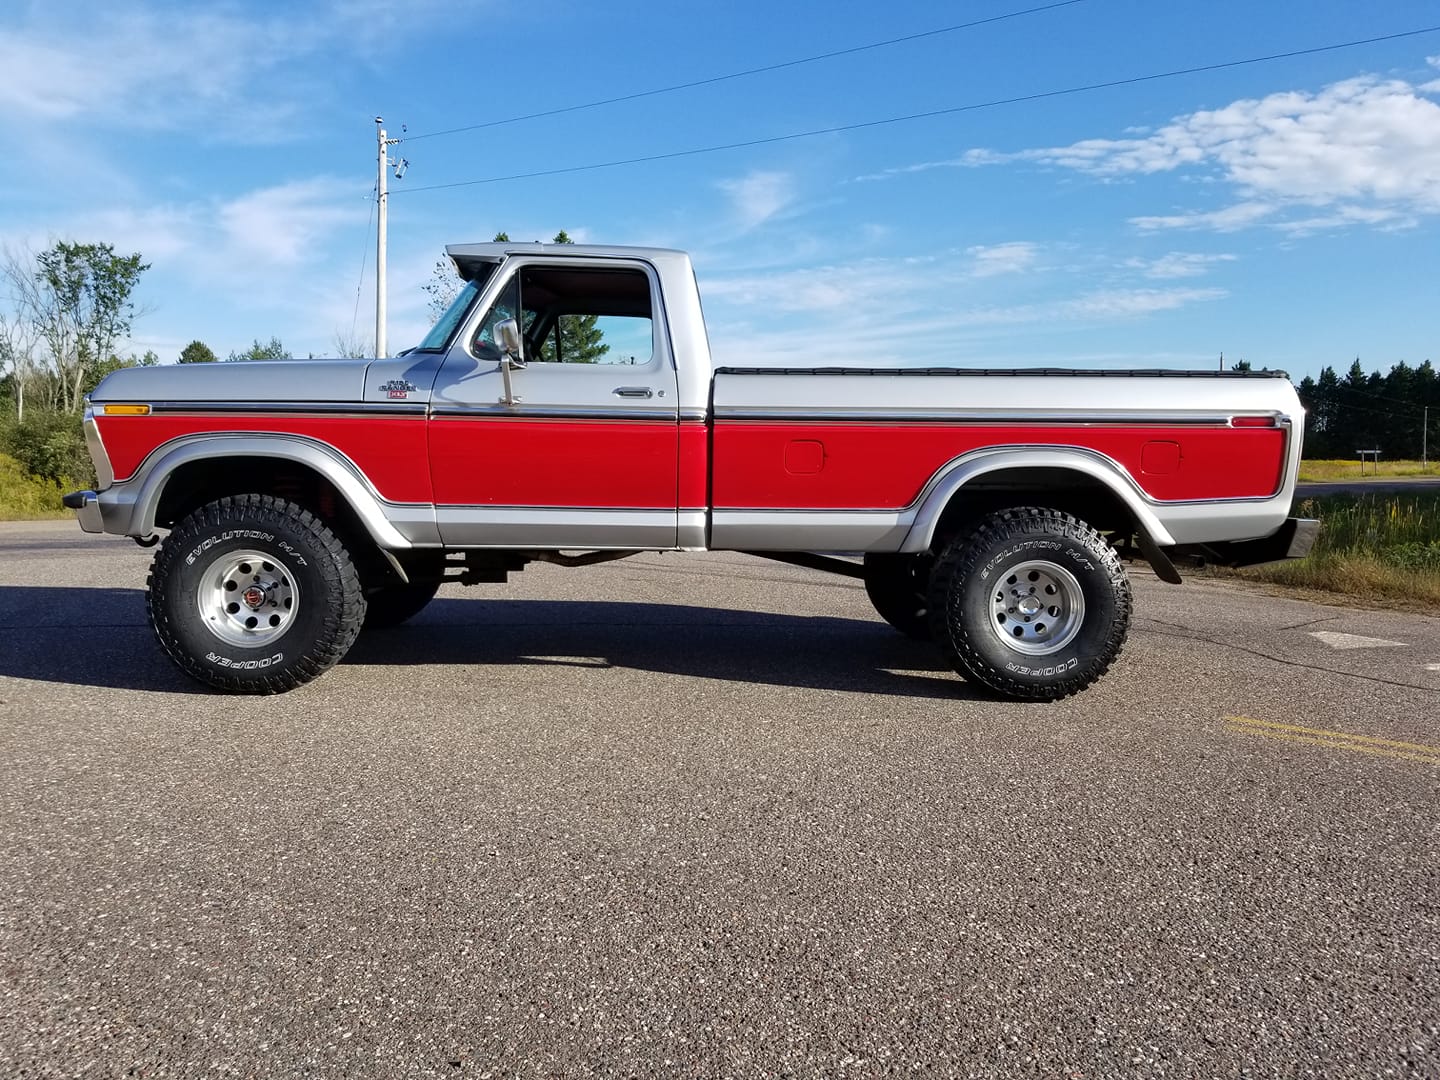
[495,317,524,406]
[495,318,526,369]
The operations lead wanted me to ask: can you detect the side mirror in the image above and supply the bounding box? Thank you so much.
[495,318,526,369]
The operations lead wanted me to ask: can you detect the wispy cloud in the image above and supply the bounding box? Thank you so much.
[1130,203,1276,233]
[0,2,454,140]
[1123,252,1236,279]
[968,242,1039,278]
[716,171,798,231]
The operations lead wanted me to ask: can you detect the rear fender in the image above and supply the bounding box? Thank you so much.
[899,447,1177,553]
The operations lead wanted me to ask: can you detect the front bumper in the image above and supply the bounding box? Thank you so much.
[1172,516,1321,568]
[63,489,104,534]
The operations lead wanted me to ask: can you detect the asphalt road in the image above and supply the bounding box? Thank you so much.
[1295,477,1440,498]
[2,520,1438,1078]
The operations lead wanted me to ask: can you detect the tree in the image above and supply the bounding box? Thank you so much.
[330,330,373,359]
[423,257,462,321]
[0,308,42,420]
[226,337,291,362]
[538,229,608,364]
[179,340,217,364]
[1,241,149,413]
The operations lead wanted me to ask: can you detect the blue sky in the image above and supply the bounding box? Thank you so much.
[3,0,1439,380]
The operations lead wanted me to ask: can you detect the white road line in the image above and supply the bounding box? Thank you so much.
[1308,631,1409,650]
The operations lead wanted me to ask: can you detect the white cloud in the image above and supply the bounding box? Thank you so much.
[716,171,797,231]
[1059,287,1225,318]
[0,3,455,140]
[895,72,1440,234]
[1122,252,1236,279]
[218,179,369,266]
[967,242,1039,278]
[1129,202,1275,232]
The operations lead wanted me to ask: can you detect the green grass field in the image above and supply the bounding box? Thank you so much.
[1297,459,1439,482]
[1221,491,1440,608]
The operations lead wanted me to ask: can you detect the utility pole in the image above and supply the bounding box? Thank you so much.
[1424,405,1430,470]
[375,117,402,358]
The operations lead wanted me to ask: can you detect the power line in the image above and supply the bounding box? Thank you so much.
[392,25,1440,196]
[350,183,377,344]
[399,0,1088,144]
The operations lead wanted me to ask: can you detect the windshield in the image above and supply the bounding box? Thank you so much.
[411,264,497,352]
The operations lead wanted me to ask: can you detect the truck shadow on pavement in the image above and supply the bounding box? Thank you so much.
[0,585,199,693]
[0,587,971,698]
[347,597,972,700]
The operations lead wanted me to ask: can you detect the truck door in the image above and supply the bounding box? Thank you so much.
[429,259,681,548]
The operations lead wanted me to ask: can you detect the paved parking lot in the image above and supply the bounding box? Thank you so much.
[2,521,1438,1077]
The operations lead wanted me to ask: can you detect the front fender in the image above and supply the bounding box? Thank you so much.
[97,433,417,549]
[898,446,1178,553]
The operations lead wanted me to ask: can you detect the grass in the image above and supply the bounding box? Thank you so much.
[1218,491,1440,609]
[0,452,72,520]
[1298,458,1439,482]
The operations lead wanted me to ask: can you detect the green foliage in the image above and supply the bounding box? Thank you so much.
[540,229,608,364]
[1290,492,1440,558]
[1297,357,1438,460]
[31,242,150,412]
[226,337,291,362]
[0,452,70,519]
[0,408,93,487]
[179,340,217,364]
[1229,491,1440,607]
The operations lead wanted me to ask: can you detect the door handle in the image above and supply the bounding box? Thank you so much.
[612,386,654,399]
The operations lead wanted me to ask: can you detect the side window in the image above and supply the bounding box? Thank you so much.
[520,266,654,366]
[471,276,519,358]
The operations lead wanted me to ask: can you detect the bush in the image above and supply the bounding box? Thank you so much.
[0,452,69,519]
[0,409,94,488]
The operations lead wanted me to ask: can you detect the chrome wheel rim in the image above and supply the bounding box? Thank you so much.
[196,548,300,648]
[989,559,1085,656]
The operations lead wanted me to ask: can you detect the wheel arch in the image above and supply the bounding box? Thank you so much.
[899,448,1177,554]
[121,435,412,550]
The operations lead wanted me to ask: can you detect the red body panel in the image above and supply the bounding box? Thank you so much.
[429,418,679,507]
[710,422,1285,508]
[99,413,1283,516]
[677,421,708,510]
[97,414,433,503]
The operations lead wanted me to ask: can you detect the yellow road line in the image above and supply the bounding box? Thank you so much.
[1223,715,1440,765]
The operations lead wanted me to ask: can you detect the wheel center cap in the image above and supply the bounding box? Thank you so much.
[1018,595,1044,616]
[241,584,268,610]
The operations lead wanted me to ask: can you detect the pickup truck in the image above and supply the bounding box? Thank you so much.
[66,241,1316,700]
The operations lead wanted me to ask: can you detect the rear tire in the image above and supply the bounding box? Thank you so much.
[147,494,365,693]
[928,507,1131,701]
[862,553,933,640]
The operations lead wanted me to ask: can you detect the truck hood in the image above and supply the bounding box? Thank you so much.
[90,358,373,403]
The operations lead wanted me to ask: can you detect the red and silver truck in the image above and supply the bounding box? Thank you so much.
[65,242,1316,699]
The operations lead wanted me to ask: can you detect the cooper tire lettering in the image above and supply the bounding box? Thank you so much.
[149,494,364,694]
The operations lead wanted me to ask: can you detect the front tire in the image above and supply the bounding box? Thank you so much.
[147,494,366,693]
[928,507,1132,701]
[363,578,441,629]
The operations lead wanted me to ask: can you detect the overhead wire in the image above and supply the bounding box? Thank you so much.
[390,25,1440,196]
[350,183,377,343]
[397,0,1089,143]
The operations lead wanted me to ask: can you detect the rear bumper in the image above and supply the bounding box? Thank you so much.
[63,489,104,534]
[1171,516,1320,568]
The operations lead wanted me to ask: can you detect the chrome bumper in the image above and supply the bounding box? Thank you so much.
[1171,517,1321,568]
[62,489,104,534]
